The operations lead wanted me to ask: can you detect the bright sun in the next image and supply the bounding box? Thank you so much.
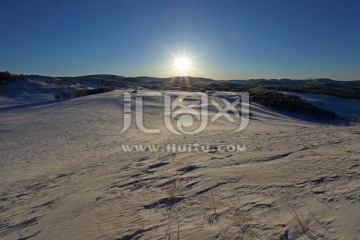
[174,57,191,74]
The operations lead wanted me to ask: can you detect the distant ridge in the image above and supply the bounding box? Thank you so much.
[1,71,359,99]
[14,72,360,83]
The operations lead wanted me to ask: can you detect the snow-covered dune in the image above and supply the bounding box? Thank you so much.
[0,91,359,239]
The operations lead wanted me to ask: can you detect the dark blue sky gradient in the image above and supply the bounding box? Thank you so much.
[1,0,360,80]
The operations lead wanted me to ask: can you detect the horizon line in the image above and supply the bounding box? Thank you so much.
[3,70,360,81]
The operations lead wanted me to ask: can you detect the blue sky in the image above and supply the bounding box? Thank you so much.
[1,0,360,80]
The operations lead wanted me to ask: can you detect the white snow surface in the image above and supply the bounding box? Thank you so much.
[282,91,360,122]
[0,90,359,239]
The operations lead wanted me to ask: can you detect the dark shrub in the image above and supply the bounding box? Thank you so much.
[0,71,26,92]
[54,92,72,100]
[249,87,337,120]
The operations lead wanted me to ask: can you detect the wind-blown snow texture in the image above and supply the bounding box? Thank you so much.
[0,90,359,239]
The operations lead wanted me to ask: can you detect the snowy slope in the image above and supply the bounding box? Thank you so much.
[0,90,359,240]
[282,91,360,123]
[0,79,76,107]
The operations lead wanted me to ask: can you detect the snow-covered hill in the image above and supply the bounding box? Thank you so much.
[0,79,76,107]
[0,90,359,239]
[283,91,360,123]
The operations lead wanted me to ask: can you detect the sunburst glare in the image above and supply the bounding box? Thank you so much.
[174,57,190,73]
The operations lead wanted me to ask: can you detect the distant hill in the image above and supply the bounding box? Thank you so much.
[1,71,358,99]
[2,71,360,121]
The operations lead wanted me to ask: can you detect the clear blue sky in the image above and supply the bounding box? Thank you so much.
[1,0,360,80]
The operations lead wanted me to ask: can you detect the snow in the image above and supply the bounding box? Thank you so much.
[282,91,360,122]
[0,90,359,239]
[0,79,76,108]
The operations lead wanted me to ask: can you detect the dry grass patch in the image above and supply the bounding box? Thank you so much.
[224,195,263,240]
[273,190,333,240]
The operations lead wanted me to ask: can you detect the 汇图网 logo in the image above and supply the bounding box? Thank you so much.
[121,91,249,135]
